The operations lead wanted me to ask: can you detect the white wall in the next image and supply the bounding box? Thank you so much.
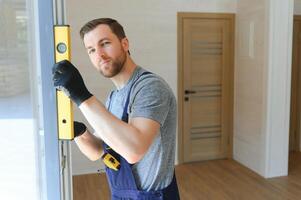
[263,0,293,177]
[66,0,237,175]
[234,0,269,176]
[234,0,294,177]
[295,0,301,14]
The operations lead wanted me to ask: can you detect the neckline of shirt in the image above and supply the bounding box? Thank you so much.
[115,66,141,93]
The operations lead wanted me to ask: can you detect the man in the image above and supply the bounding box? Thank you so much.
[52,18,180,199]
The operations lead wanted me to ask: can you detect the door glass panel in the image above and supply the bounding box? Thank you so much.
[0,0,41,199]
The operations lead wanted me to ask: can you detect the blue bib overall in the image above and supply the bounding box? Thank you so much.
[103,72,180,200]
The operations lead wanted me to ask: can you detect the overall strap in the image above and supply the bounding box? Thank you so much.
[121,71,152,122]
[107,91,114,113]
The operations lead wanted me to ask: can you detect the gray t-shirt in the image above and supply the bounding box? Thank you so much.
[105,66,177,191]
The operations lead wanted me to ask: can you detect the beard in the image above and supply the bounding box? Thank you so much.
[98,51,127,78]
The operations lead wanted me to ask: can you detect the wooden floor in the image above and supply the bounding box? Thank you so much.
[73,152,301,200]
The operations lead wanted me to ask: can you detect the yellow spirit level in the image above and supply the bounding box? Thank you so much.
[54,25,74,140]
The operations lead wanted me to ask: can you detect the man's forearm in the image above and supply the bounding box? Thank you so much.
[78,96,148,163]
[74,129,103,161]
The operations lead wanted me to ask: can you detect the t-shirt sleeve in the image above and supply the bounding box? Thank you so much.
[128,77,171,126]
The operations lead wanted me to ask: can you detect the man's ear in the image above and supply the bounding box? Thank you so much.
[121,37,129,52]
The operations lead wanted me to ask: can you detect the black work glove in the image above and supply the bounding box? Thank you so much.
[74,121,87,138]
[52,60,93,106]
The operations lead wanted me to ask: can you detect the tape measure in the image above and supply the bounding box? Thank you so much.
[101,152,121,171]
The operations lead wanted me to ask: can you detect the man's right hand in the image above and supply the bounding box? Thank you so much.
[52,60,93,106]
[74,121,87,138]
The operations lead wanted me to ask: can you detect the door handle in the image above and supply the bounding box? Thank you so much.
[185,90,196,95]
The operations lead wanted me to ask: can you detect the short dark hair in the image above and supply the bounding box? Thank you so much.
[79,18,126,40]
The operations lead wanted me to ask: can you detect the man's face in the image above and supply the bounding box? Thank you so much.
[83,24,129,78]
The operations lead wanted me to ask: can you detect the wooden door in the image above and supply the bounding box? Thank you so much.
[178,13,234,163]
[289,16,301,151]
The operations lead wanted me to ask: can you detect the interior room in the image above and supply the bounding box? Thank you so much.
[1,0,301,199]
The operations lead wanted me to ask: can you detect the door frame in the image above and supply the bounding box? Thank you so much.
[36,0,61,199]
[36,0,73,199]
[290,15,301,152]
[177,12,235,164]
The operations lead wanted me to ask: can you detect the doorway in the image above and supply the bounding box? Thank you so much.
[177,13,235,163]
